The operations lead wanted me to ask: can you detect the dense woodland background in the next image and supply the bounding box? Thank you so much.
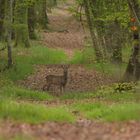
[0,0,140,140]
[0,0,140,81]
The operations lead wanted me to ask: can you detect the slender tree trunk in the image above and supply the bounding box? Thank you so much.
[28,3,36,39]
[0,0,5,40]
[112,19,122,63]
[53,0,57,6]
[5,0,13,67]
[84,0,103,61]
[124,0,140,81]
[14,0,30,47]
[39,0,48,29]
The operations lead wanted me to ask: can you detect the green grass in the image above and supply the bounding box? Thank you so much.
[122,44,132,63]
[0,82,140,123]
[0,76,53,101]
[70,47,95,65]
[0,134,34,140]
[1,43,67,81]
[70,47,127,77]
[0,85,53,101]
[61,87,140,103]
[60,92,98,100]
[71,102,140,121]
[0,41,140,124]
[0,99,75,124]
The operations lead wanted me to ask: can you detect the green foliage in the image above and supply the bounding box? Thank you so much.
[0,99,75,124]
[61,85,140,102]
[2,43,67,81]
[96,86,140,102]
[0,0,140,126]
[70,45,130,77]
[70,47,95,64]
[71,102,140,121]
[0,85,53,101]
[60,92,98,100]
[114,82,136,93]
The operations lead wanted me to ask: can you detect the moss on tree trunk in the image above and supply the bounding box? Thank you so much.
[37,0,48,29]
[14,0,30,47]
[84,0,103,61]
[28,4,36,39]
[0,0,5,40]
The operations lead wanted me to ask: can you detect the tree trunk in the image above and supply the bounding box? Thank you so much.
[0,0,5,40]
[14,0,30,47]
[124,0,140,81]
[111,19,122,63]
[28,3,36,39]
[39,0,48,29]
[5,0,13,67]
[84,0,103,61]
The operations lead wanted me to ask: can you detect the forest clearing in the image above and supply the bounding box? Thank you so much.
[0,0,140,140]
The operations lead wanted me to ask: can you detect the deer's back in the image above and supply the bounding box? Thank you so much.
[46,75,65,85]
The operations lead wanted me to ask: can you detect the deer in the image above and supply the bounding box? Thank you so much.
[43,65,69,93]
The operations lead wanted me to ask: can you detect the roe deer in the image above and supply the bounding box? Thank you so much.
[43,65,69,93]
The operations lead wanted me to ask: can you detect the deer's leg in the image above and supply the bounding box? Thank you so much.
[63,85,66,93]
[43,84,47,91]
[47,84,51,91]
[60,85,63,93]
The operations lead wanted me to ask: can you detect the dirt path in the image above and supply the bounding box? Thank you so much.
[42,3,87,59]
[1,121,140,140]
[18,3,115,93]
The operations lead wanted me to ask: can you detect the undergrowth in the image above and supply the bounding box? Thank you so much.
[0,41,140,123]
[1,43,67,81]
[70,46,129,77]
[71,102,140,121]
[61,84,140,102]
[0,75,53,101]
[0,85,53,101]
[0,99,75,124]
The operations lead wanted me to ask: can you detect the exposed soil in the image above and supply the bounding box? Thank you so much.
[19,65,113,93]
[19,3,113,93]
[41,4,88,59]
[1,121,140,140]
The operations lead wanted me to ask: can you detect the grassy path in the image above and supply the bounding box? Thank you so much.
[42,3,87,59]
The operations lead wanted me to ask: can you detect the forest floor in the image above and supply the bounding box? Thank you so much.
[42,3,86,59]
[0,2,140,140]
[19,3,114,93]
[20,65,113,93]
[0,121,140,140]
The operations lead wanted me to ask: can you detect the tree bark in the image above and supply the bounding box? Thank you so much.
[38,0,48,29]
[5,0,13,67]
[83,0,103,61]
[14,0,30,47]
[124,0,140,81]
[0,0,5,40]
[111,19,122,63]
[28,3,36,39]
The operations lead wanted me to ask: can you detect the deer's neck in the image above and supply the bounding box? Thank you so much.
[63,70,68,84]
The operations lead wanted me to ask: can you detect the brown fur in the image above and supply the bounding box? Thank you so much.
[43,65,69,92]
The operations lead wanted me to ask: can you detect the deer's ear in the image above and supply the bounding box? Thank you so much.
[61,64,65,68]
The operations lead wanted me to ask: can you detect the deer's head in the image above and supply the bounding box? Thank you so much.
[62,64,70,72]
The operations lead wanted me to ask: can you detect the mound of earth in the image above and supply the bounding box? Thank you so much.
[19,65,113,93]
